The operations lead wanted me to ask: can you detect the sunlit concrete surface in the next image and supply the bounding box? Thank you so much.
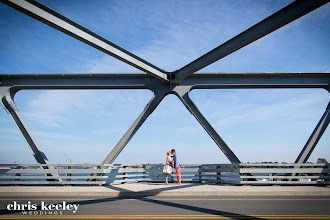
[1,183,330,197]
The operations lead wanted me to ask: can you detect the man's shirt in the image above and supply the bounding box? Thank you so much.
[173,154,181,169]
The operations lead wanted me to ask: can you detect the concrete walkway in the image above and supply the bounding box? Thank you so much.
[1,183,330,197]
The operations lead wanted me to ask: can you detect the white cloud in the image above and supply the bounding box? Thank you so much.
[190,90,329,130]
[17,89,152,128]
[214,98,313,129]
[82,56,138,73]
[34,130,87,142]
[20,90,93,127]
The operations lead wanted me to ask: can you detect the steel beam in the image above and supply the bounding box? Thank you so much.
[0,73,158,90]
[173,86,241,165]
[295,102,330,164]
[0,87,49,164]
[0,0,168,81]
[102,88,168,164]
[182,73,330,90]
[1,72,329,90]
[174,0,329,82]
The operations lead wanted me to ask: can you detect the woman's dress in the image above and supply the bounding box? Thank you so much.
[163,157,173,174]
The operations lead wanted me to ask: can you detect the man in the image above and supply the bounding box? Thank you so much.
[171,149,181,184]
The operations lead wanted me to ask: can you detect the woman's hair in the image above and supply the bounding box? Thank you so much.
[167,151,170,156]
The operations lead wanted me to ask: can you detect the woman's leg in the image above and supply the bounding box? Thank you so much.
[157,173,167,178]
[165,173,168,184]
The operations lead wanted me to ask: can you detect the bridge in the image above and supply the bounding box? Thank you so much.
[0,0,330,219]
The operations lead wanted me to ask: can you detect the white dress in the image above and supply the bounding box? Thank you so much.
[163,157,173,174]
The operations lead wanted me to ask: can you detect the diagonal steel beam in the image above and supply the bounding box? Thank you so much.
[0,0,168,82]
[102,88,168,164]
[295,102,330,164]
[0,87,49,164]
[174,0,329,82]
[174,86,241,165]
[0,88,64,181]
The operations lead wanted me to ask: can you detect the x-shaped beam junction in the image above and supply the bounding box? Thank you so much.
[1,0,329,166]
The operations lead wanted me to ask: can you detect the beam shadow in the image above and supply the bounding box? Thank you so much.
[0,183,264,219]
[104,182,200,196]
[106,184,265,219]
[139,197,265,220]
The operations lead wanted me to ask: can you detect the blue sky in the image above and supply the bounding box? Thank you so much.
[0,0,329,164]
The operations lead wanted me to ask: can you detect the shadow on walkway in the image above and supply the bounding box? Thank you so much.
[0,183,265,219]
[104,182,199,196]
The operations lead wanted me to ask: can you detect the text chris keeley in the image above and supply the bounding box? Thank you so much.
[7,201,79,214]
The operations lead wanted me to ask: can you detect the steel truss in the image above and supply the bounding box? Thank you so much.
[1,0,329,165]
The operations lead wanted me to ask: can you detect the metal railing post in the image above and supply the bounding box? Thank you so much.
[216,165,221,184]
[15,165,21,182]
[171,170,174,183]
[122,165,127,184]
[67,165,72,182]
[142,165,146,182]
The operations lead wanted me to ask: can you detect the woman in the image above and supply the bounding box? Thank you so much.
[157,151,173,184]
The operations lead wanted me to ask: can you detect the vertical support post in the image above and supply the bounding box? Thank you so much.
[174,86,241,165]
[67,165,71,182]
[295,102,330,164]
[198,165,202,183]
[122,165,127,184]
[0,87,49,164]
[142,165,146,182]
[216,165,221,184]
[15,165,21,182]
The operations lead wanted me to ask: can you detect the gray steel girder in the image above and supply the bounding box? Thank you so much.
[102,88,168,164]
[1,72,329,90]
[0,87,49,164]
[174,0,329,82]
[295,102,330,164]
[0,0,168,82]
[173,86,241,165]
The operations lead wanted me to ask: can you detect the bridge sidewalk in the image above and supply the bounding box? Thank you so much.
[1,183,330,197]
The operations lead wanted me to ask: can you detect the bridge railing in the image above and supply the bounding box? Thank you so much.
[0,163,328,185]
